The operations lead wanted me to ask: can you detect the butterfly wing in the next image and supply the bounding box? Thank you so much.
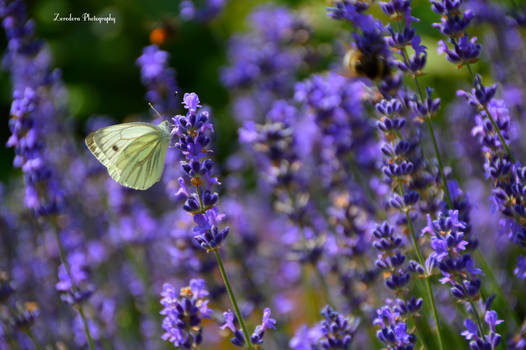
[85,122,170,190]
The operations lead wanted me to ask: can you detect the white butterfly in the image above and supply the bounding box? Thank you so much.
[85,120,172,190]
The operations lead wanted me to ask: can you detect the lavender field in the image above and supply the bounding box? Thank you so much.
[1,0,526,349]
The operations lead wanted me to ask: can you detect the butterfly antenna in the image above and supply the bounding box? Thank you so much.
[148,102,163,119]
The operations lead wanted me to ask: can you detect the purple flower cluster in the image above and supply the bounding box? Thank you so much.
[457,79,526,264]
[2,0,62,216]
[221,307,276,347]
[423,209,503,347]
[318,305,359,349]
[172,93,229,251]
[434,0,526,277]
[374,223,417,291]
[431,0,481,66]
[462,310,503,350]
[160,279,212,348]
[372,222,422,348]
[508,320,526,349]
[0,273,40,341]
[179,0,225,22]
[373,300,417,350]
[5,0,526,349]
[136,45,179,117]
[423,210,481,299]
[294,73,375,187]
[56,251,93,305]
[221,5,312,122]
[289,305,358,349]
[375,98,435,218]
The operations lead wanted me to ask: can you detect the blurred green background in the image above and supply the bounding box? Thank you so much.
[0,0,472,183]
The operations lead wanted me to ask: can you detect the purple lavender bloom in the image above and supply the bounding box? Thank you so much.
[437,36,481,66]
[373,222,413,291]
[289,323,323,350]
[423,210,482,300]
[221,5,311,122]
[431,0,474,36]
[160,279,212,348]
[394,34,427,74]
[1,0,67,217]
[73,314,100,346]
[318,305,359,349]
[380,0,412,18]
[461,310,503,349]
[220,309,246,347]
[514,256,526,280]
[136,45,178,117]
[250,307,277,345]
[294,73,375,187]
[456,75,526,277]
[10,302,40,331]
[375,96,438,217]
[372,222,422,349]
[179,0,196,20]
[172,93,228,251]
[508,321,526,349]
[179,0,225,22]
[327,1,375,30]
[373,301,416,349]
[56,251,93,305]
[6,87,61,216]
[409,87,441,117]
[288,306,357,349]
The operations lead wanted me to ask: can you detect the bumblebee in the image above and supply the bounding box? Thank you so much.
[343,47,390,80]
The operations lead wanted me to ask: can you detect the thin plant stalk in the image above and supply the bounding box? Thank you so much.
[400,185,445,350]
[213,249,254,350]
[415,58,517,327]
[469,300,486,340]
[195,186,254,349]
[465,64,515,162]
[410,62,517,328]
[24,329,42,350]
[50,217,96,350]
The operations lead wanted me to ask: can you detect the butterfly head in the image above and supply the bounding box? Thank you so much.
[158,120,173,137]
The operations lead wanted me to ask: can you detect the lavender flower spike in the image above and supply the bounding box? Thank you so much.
[160,279,212,348]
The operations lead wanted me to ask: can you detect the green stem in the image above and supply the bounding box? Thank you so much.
[213,249,254,350]
[421,275,445,350]
[301,266,319,323]
[195,182,252,348]
[464,63,515,162]
[5,333,20,350]
[50,218,96,350]
[313,264,332,307]
[425,118,454,208]
[474,250,518,327]
[400,186,445,350]
[125,247,159,317]
[466,63,476,80]
[468,300,486,340]
[24,329,42,350]
[410,71,454,209]
[483,105,515,162]
[415,60,515,334]
[401,294,427,350]
[78,306,96,350]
